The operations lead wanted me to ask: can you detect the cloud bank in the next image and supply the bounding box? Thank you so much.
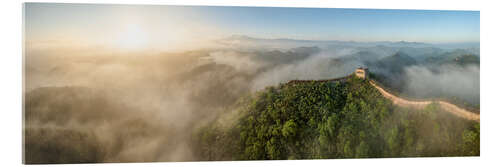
[24,36,480,163]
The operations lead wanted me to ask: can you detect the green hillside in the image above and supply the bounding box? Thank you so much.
[423,50,480,66]
[377,52,417,73]
[194,75,479,160]
[455,54,480,66]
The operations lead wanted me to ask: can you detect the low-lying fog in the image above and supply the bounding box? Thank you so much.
[24,36,479,162]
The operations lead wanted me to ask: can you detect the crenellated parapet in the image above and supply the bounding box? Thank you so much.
[355,67,369,79]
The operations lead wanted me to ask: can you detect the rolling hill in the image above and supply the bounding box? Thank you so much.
[194,75,479,160]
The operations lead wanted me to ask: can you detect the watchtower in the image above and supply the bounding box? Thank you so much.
[355,67,369,79]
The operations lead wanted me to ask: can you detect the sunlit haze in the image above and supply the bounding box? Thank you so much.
[23,3,480,163]
[25,3,479,52]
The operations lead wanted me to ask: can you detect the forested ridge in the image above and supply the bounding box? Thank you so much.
[194,75,479,160]
[23,45,480,163]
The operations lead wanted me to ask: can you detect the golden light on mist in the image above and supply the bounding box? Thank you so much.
[115,24,150,50]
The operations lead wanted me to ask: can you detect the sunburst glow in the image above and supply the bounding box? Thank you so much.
[116,24,149,50]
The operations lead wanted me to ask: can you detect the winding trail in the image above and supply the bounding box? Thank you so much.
[369,80,480,122]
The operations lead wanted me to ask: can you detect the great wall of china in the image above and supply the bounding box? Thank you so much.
[286,68,480,122]
[369,80,480,122]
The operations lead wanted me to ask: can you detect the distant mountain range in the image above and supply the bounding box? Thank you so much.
[218,35,479,50]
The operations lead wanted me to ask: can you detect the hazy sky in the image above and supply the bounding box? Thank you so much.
[25,3,479,51]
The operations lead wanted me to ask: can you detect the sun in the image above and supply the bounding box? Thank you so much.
[116,24,149,50]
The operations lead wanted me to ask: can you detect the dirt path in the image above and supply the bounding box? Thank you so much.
[369,80,480,122]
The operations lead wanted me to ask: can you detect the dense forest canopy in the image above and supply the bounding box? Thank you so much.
[25,36,479,163]
[24,4,481,163]
[194,75,479,160]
